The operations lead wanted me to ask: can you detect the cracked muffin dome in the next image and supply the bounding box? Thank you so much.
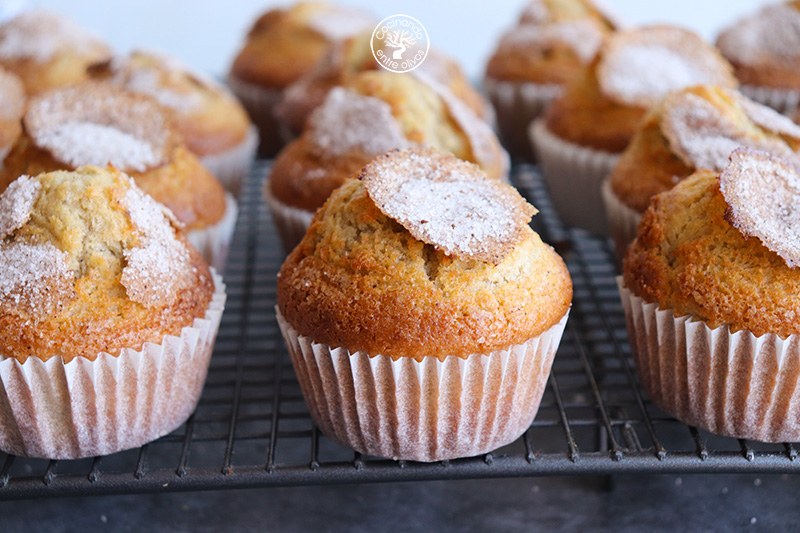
[544,25,738,153]
[278,148,571,359]
[0,165,214,363]
[269,70,509,214]
[0,9,111,94]
[0,82,227,232]
[610,85,800,214]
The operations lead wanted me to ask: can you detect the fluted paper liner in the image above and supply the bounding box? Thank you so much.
[484,77,562,161]
[601,179,642,269]
[277,308,569,462]
[263,180,315,254]
[187,193,238,274]
[0,272,226,459]
[741,84,800,116]
[529,119,620,236]
[618,277,800,442]
[200,125,259,196]
[226,73,284,157]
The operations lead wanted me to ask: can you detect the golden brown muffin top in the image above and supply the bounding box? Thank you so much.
[0,82,227,231]
[0,67,24,154]
[716,1,800,89]
[624,148,800,338]
[0,166,214,363]
[269,70,509,212]
[277,33,493,134]
[610,85,800,213]
[518,0,618,28]
[277,148,572,359]
[0,9,111,94]
[545,25,737,152]
[230,2,375,89]
[88,50,252,157]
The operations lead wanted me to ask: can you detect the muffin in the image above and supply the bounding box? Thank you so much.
[484,0,616,159]
[0,67,24,162]
[277,147,572,461]
[0,165,225,458]
[530,25,737,234]
[716,1,800,114]
[277,32,493,139]
[88,50,257,194]
[266,70,509,252]
[228,2,375,156]
[603,85,800,263]
[0,9,111,94]
[0,82,237,272]
[620,147,800,442]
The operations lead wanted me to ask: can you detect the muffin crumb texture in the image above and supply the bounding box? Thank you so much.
[719,148,800,268]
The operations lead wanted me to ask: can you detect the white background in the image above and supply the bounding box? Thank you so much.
[13,0,772,78]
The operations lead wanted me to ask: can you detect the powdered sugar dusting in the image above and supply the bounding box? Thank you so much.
[661,90,800,171]
[734,92,800,139]
[0,9,108,62]
[26,84,171,172]
[360,148,535,264]
[0,242,75,317]
[307,87,411,157]
[498,19,605,62]
[37,121,161,172]
[597,27,736,107]
[307,5,375,41]
[717,4,800,67]
[121,181,193,307]
[0,176,39,238]
[519,0,552,24]
[412,69,509,179]
[720,148,800,268]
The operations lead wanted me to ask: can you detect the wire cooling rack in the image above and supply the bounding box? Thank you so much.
[0,162,798,500]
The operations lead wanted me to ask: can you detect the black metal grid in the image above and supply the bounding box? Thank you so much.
[1,162,798,500]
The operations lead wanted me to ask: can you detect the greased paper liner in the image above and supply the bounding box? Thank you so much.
[601,179,642,269]
[200,125,259,196]
[277,308,569,462]
[263,179,315,254]
[187,193,238,274]
[529,119,620,236]
[484,77,562,161]
[0,272,226,459]
[740,84,800,115]
[226,74,284,157]
[618,277,800,442]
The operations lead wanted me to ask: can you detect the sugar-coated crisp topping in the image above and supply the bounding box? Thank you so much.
[0,176,39,239]
[120,181,192,307]
[720,148,800,268]
[498,19,605,63]
[360,148,536,264]
[0,242,75,318]
[717,4,800,66]
[307,87,411,157]
[597,27,736,108]
[0,9,107,62]
[307,5,374,41]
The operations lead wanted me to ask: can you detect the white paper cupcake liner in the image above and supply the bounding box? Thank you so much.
[200,125,259,196]
[618,278,800,442]
[601,179,642,269]
[484,77,562,161]
[0,272,226,459]
[187,193,238,274]
[226,74,284,157]
[277,308,569,462]
[529,119,620,236]
[740,85,800,115]
[263,180,315,254]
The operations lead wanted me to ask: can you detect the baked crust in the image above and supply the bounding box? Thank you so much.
[0,68,24,155]
[623,169,800,338]
[0,83,226,231]
[277,176,572,360]
[0,166,215,363]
